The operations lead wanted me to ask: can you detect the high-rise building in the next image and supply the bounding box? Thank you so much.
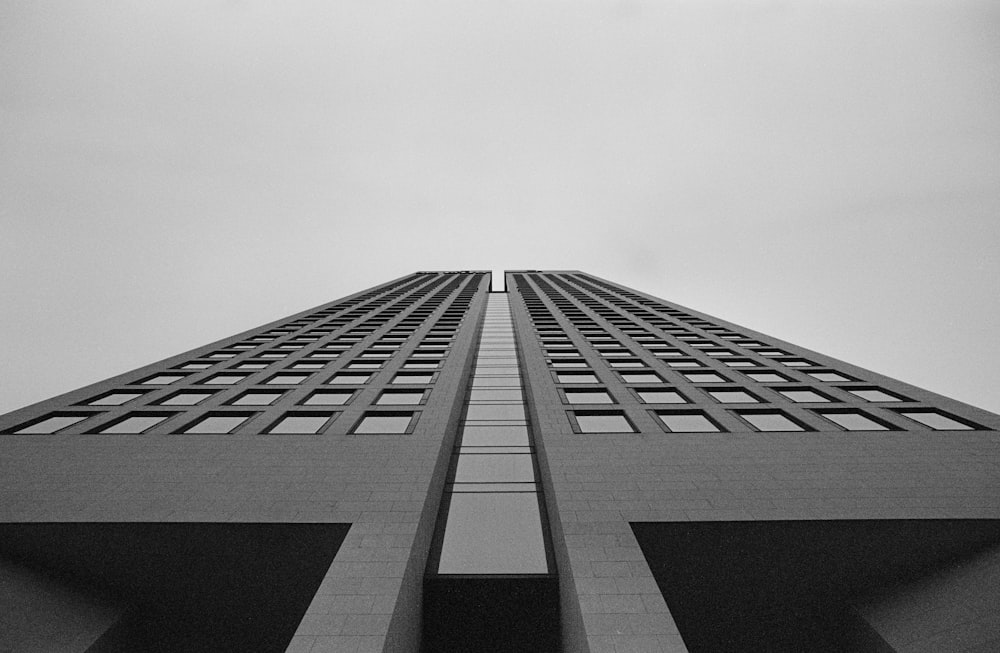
[2,271,998,653]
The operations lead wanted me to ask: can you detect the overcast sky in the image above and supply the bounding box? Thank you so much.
[2,1,998,415]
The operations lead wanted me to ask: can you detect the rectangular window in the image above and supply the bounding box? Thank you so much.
[556,372,599,384]
[737,411,808,432]
[846,388,907,402]
[636,389,688,404]
[392,373,433,385]
[203,373,250,385]
[301,390,353,406]
[814,410,891,431]
[466,404,526,421]
[229,391,285,406]
[85,392,145,406]
[894,409,978,431]
[181,413,253,434]
[574,412,635,433]
[10,413,92,434]
[267,412,336,434]
[777,389,832,403]
[353,412,415,434]
[706,389,761,404]
[655,411,722,433]
[328,373,372,385]
[744,371,792,383]
[681,372,727,383]
[265,373,310,385]
[376,391,425,405]
[564,390,615,404]
[157,391,216,406]
[808,371,855,383]
[98,414,172,434]
[138,374,187,385]
[460,425,530,446]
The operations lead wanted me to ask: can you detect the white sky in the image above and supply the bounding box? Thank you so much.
[2,1,998,414]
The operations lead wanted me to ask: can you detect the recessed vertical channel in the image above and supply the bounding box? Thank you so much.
[423,290,559,653]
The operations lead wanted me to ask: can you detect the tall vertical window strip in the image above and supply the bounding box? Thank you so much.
[435,293,552,575]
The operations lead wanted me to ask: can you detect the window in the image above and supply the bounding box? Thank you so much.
[138,374,186,385]
[267,412,336,434]
[467,404,526,421]
[808,371,855,383]
[461,425,530,446]
[574,412,635,433]
[353,412,414,434]
[620,372,664,384]
[232,362,270,370]
[894,410,977,431]
[556,372,599,384]
[265,373,310,385]
[404,361,440,370]
[608,360,646,369]
[392,373,433,385]
[777,389,831,403]
[846,388,907,402]
[723,360,760,368]
[157,391,215,406]
[550,361,588,368]
[707,390,760,404]
[288,362,327,370]
[737,411,807,432]
[11,413,91,434]
[656,411,722,433]
[815,410,891,431]
[328,373,372,385]
[682,372,727,384]
[177,362,213,370]
[470,389,523,402]
[744,371,792,383]
[564,390,614,404]
[99,414,172,434]
[181,413,253,434]
[85,392,145,406]
[229,391,285,406]
[776,358,814,367]
[203,373,249,385]
[376,391,425,405]
[666,360,704,368]
[301,390,353,406]
[636,389,688,404]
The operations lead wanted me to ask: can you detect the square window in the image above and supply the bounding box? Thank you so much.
[377,391,425,405]
[157,391,215,406]
[301,390,353,406]
[682,372,727,383]
[895,410,977,431]
[744,372,792,383]
[707,390,760,404]
[636,389,688,404]
[621,372,664,384]
[265,373,310,385]
[656,411,722,433]
[267,412,336,434]
[139,374,186,385]
[846,388,907,402]
[328,373,372,385]
[85,391,145,406]
[11,413,92,434]
[575,412,635,433]
[353,413,414,434]
[182,413,252,434]
[815,410,891,431]
[392,373,433,385]
[777,389,831,403]
[738,411,807,432]
[99,414,172,434]
[564,390,614,404]
[808,371,855,383]
[203,374,250,385]
[556,372,599,384]
[230,391,285,406]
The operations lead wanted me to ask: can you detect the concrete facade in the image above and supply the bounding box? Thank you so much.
[1,270,998,652]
